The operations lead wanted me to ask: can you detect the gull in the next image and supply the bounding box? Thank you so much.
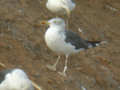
[46,0,76,17]
[41,18,106,76]
[0,64,42,90]
[0,68,34,90]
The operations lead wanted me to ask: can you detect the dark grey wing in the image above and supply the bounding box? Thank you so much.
[64,30,88,49]
[0,69,13,83]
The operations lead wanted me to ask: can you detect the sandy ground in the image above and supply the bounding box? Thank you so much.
[0,0,120,90]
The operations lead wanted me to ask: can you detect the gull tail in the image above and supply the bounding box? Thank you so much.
[87,41,107,48]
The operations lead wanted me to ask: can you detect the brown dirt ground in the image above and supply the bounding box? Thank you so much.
[0,0,120,90]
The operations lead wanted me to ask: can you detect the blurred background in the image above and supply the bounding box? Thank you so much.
[0,0,120,90]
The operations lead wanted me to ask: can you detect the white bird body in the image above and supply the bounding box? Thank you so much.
[46,0,76,15]
[45,24,81,55]
[0,69,34,90]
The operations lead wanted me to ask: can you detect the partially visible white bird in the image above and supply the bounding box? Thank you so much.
[41,18,106,76]
[46,0,76,17]
[0,68,34,90]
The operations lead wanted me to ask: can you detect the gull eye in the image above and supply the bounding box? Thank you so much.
[54,21,57,23]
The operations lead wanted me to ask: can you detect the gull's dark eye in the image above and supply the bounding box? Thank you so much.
[54,21,57,23]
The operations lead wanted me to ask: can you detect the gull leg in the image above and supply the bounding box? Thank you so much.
[0,62,6,68]
[66,11,71,30]
[64,6,70,18]
[47,56,60,71]
[62,5,70,29]
[55,13,59,18]
[32,81,42,90]
[56,15,58,18]
[66,17,69,30]
[58,55,69,76]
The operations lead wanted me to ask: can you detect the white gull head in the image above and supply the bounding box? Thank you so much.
[48,18,66,29]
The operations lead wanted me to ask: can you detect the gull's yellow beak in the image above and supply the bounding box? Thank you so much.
[40,21,50,25]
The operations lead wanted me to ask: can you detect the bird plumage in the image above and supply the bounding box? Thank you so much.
[43,18,105,76]
[0,68,34,90]
[0,69,13,84]
[46,0,76,15]
[45,18,102,55]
